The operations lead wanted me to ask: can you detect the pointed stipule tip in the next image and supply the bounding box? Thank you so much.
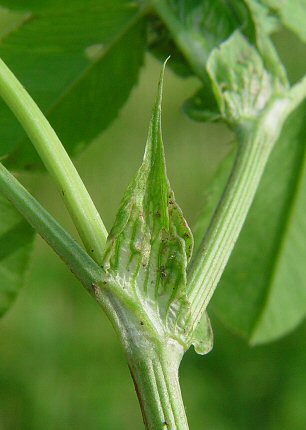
[161,56,170,77]
[164,55,171,66]
[157,56,170,106]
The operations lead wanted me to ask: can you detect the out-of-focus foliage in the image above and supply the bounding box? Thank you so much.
[263,0,306,43]
[0,2,145,169]
[149,0,251,73]
[0,195,34,316]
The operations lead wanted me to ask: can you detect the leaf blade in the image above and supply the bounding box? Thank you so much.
[250,104,306,344]
[263,0,306,44]
[0,194,34,317]
[0,1,146,169]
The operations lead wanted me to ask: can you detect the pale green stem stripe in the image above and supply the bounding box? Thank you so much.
[0,162,102,293]
[187,80,306,331]
[0,58,107,264]
[128,351,189,430]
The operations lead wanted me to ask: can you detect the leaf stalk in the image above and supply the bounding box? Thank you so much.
[187,84,306,330]
[0,58,107,264]
[0,162,103,293]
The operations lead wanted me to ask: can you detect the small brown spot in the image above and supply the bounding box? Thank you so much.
[140,321,144,326]
[159,266,167,279]
[220,82,229,91]
[24,163,35,171]
[92,283,100,297]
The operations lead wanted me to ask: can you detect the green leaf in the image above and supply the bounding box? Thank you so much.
[262,0,306,43]
[150,0,250,79]
[0,0,116,12]
[184,2,288,123]
[166,0,251,64]
[153,0,253,121]
[0,1,146,169]
[194,103,306,344]
[102,64,212,353]
[147,13,193,79]
[183,86,221,123]
[207,31,276,125]
[0,194,34,317]
[192,311,214,355]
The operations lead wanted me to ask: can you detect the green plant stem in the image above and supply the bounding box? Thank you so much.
[128,344,188,430]
[91,287,189,430]
[0,58,107,264]
[0,162,102,293]
[187,86,306,330]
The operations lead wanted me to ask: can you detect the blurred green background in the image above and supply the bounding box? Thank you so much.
[1,30,306,430]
